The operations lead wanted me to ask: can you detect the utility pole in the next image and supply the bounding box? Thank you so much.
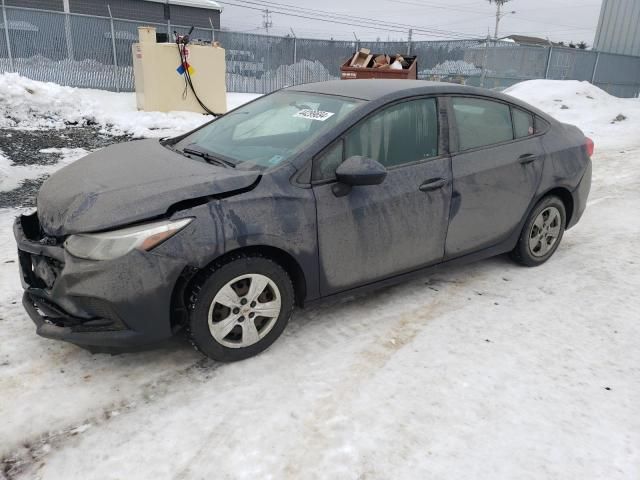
[488,0,514,39]
[262,8,272,35]
[494,1,501,39]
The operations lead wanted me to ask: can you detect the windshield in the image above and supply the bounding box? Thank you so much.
[175,91,363,170]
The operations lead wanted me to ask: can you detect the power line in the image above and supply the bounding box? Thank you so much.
[222,0,480,39]
[385,0,489,15]
[253,0,490,34]
[387,0,597,32]
[221,1,409,35]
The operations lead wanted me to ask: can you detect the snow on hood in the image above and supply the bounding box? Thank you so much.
[505,79,640,151]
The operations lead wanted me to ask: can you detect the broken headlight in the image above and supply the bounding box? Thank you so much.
[64,218,193,261]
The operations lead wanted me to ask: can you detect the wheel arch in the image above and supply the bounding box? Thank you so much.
[170,245,308,329]
[216,245,307,308]
[539,186,574,227]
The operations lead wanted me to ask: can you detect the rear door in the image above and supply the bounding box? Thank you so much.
[312,97,452,294]
[445,96,544,258]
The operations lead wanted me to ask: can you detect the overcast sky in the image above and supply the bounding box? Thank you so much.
[218,0,603,45]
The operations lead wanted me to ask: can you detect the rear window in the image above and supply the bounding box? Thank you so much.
[452,97,513,151]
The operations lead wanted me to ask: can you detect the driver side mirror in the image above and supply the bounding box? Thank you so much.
[335,155,387,186]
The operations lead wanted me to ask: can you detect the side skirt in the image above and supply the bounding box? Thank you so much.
[303,232,519,308]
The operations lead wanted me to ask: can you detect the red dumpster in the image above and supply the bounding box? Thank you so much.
[340,49,417,80]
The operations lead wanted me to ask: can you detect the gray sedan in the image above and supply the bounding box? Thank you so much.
[14,80,592,361]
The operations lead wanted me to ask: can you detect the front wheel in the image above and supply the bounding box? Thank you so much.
[188,254,294,361]
[511,195,566,267]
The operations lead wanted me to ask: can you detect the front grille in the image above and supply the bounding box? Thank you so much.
[19,250,63,290]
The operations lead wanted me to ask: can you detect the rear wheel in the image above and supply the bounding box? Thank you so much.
[188,254,294,361]
[511,195,566,267]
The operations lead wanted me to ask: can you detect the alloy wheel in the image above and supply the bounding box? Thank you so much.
[208,274,281,348]
[528,206,562,257]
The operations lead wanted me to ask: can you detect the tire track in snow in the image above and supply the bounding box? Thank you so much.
[165,273,478,479]
[280,275,479,479]
[0,357,222,480]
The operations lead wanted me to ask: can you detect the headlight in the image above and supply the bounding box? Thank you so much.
[64,218,193,261]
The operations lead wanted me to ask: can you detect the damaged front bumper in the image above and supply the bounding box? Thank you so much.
[14,212,188,349]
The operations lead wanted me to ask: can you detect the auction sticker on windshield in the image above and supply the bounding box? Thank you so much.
[293,109,335,121]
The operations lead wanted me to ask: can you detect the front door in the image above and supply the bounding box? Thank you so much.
[445,97,545,258]
[312,98,452,295]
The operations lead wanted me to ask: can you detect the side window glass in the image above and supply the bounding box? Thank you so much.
[344,98,438,168]
[512,107,534,138]
[312,141,343,182]
[452,97,513,151]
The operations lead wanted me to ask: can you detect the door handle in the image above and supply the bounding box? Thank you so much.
[419,178,447,192]
[519,153,537,164]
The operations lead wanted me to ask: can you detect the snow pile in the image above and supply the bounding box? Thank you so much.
[505,79,640,150]
[0,73,260,138]
[421,60,481,76]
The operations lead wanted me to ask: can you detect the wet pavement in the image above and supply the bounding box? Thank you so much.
[0,127,129,208]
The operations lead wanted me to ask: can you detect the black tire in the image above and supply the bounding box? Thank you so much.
[188,254,294,362]
[510,195,566,267]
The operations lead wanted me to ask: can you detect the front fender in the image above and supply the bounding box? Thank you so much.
[154,170,321,302]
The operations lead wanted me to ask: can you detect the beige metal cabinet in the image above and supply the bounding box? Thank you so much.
[132,26,227,114]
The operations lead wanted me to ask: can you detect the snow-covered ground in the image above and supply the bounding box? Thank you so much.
[0,147,88,192]
[0,73,259,138]
[0,77,639,479]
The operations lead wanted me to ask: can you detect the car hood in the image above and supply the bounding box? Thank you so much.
[37,139,260,236]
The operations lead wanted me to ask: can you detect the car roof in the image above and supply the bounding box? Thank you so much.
[287,79,488,101]
[286,79,553,121]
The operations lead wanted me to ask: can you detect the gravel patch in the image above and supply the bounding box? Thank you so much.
[0,127,129,208]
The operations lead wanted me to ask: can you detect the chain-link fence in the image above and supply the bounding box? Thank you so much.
[2,5,639,97]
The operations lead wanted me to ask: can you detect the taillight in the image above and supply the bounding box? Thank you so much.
[585,137,595,157]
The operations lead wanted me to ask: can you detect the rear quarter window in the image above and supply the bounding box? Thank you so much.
[512,107,534,138]
[534,116,550,133]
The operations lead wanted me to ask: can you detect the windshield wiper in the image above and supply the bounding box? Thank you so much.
[182,146,236,168]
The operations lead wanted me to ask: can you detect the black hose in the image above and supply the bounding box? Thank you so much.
[175,38,222,116]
